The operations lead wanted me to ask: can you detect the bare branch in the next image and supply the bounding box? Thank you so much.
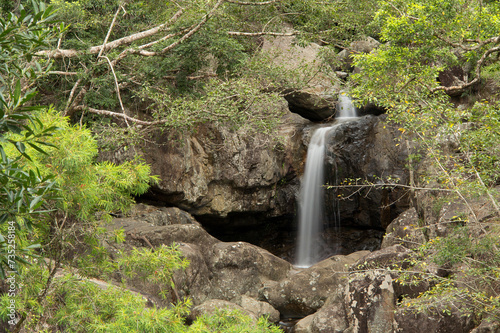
[97,6,123,59]
[98,55,129,127]
[435,34,500,51]
[47,71,78,76]
[226,0,280,5]
[327,182,455,193]
[110,0,224,66]
[431,45,500,94]
[91,7,185,54]
[73,105,168,126]
[162,73,218,80]
[227,31,296,36]
[35,8,185,59]
[63,78,82,116]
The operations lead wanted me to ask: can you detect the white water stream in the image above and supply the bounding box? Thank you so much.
[295,95,358,268]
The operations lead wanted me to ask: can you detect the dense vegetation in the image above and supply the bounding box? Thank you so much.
[0,0,499,331]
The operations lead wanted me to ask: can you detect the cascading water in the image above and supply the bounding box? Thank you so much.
[337,93,358,119]
[295,95,358,268]
[295,126,331,268]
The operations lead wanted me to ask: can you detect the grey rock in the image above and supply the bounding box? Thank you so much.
[238,295,281,323]
[209,241,292,301]
[381,208,426,250]
[189,299,257,321]
[260,251,368,317]
[394,307,475,333]
[345,271,396,333]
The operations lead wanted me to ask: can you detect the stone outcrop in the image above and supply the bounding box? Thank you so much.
[284,89,338,122]
[395,308,476,333]
[294,290,348,333]
[103,107,308,229]
[381,208,426,250]
[345,271,397,333]
[209,241,291,301]
[104,204,497,332]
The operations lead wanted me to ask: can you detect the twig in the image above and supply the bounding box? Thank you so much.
[226,0,280,5]
[98,55,129,127]
[227,31,296,36]
[73,105,167,126]
[63,78,82,116]
[97,6,123,59]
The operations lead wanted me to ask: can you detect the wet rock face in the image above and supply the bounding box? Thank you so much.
[324,115,410,230]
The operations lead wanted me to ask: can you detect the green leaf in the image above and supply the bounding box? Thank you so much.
[26,141,48,155]
[29,196,43,212]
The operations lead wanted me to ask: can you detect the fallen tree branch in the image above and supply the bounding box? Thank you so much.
[73,105,168,126]
[47,71,78,76]
[110,0,224,66]
[36,8,185,59]
[226,0,280,4]
[227,31,296,36]
[99,55,129,127]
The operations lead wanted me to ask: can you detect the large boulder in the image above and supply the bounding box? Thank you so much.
[470,319,500,333]
[284,89,337,122]
[294,290,348,333]
[394,308,476,333]
[260,251,369,317]
[189,297,280,326]
[105,205,293,309]
[336,37,380,71]
[238,296,281,323]
[381,208,426,250]
[261,28,340,121]
[208,241,292,301]
[189,299,257,321]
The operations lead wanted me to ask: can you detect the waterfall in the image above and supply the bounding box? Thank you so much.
[295,127,331,268]
[295,95,358,268]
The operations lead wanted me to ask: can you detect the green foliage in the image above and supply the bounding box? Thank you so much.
[395,225,500,320]
[280,0,380,45]
[189,309,282,333]
[53,276,190,333]
[351,0,500,201]
[52,279,281,333]
[42,0,338,134]
[142,76,285,134]
[352,0,500,108]
[118,244,189,300]
[1,246,280,333]
[0,260,50,326]
[347,0,500,321]
[0,0,65,278]
[5,109,158,221]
